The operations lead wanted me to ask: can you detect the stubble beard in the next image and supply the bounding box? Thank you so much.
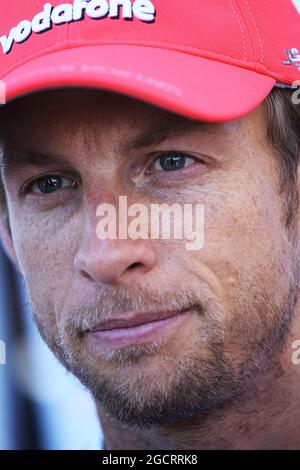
[32,262,299,430]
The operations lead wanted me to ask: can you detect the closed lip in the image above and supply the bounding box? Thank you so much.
[88,309,189,332]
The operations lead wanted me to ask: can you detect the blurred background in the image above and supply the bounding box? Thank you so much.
[0,244,104,450]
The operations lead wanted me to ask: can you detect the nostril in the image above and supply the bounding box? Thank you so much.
[75,242,156,285]
[80,270,93,281]
[128,262,143,271]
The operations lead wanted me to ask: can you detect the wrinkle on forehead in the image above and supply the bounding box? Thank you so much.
[0,87,225,136]
[0,88,268,171]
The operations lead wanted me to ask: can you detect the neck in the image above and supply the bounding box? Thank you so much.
[97,319,300,450]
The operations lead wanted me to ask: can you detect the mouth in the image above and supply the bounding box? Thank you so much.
[86,309,191,349]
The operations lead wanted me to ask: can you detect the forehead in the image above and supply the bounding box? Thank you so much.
[0,88,202,133]
[0,88,268,169]
[0,88,227,158]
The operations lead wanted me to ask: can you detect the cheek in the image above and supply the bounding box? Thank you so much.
[182,170,288,310]
[10,208,80,310]
[11,214,82,349]
[206,170,283,258]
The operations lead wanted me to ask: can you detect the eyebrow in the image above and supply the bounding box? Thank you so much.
[130,119,212,150]
[0,119,213,173]
[0,149,75,175]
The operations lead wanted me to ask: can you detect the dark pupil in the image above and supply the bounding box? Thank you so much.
[38,176,62,194]
[160,155,185,171]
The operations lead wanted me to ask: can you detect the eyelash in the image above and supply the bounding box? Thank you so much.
[19,152,200,197]
[19,173,79,197]
[145,152,198,175]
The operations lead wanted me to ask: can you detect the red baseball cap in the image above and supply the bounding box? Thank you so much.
[0,0,299,122]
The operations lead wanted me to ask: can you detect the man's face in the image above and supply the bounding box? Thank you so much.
[0,89,299,428]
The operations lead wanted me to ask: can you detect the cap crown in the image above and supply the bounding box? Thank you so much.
[0,0,299,85]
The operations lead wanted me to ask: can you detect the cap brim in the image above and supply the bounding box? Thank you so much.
[2,44,275,122]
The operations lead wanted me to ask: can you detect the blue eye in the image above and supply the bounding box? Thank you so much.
[153,154,195,172]
[31,175,76,194]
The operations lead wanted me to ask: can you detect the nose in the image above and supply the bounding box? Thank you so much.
[74,227,157,287]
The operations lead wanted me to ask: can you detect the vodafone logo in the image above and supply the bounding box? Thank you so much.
[0,0,156,55]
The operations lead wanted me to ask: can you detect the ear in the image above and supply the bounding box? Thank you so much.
[0,211,22,275]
